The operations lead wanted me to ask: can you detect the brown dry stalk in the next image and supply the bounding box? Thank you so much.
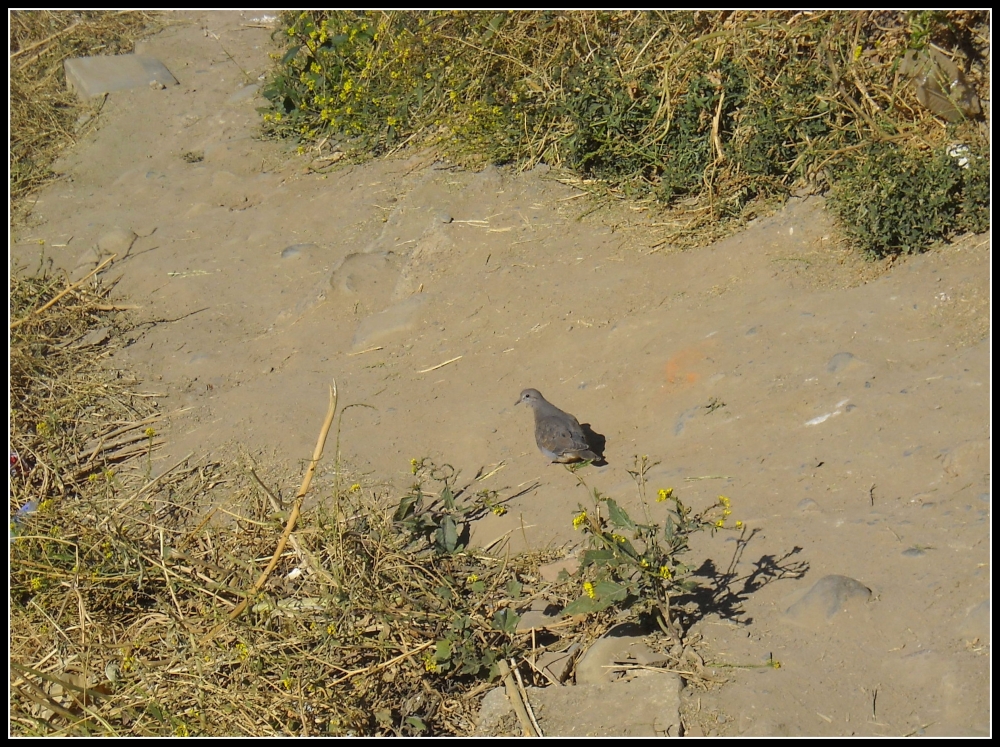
[10,254,116,329]
[200,380,338,646]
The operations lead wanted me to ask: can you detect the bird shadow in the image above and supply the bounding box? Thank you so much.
[580,423,608,466]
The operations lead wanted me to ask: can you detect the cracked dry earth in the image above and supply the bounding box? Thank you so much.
[12,11,990,737]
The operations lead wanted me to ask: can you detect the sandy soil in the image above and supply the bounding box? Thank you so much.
[12,11,990,737]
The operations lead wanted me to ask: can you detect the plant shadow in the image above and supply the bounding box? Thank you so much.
[674,528,809,630]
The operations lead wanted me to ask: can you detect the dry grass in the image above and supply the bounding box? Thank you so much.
[265,10,989,253]
[9,265,708,734]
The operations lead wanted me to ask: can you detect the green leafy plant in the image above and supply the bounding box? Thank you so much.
[262,11,988,254]
[393,458,504,554]
[829,141,989,258]
[563,457,743,636]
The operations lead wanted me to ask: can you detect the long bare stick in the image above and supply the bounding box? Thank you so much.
[10,254,117,329]
[200,380,338,646]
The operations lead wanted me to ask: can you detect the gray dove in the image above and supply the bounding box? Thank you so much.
[516,388,599,463]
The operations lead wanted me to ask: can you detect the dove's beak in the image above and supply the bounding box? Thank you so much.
[514,397,521,406]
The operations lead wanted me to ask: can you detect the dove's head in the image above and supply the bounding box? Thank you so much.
[516,388,545,408]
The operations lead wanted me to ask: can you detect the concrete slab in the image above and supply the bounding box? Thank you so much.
[64,54,178,98]
[475,675,683,736]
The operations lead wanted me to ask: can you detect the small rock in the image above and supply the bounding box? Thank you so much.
[281,243,317,259]
[538,555,580,583]
[70,326,111,349]
[535,644,580,684]
[575,624,658,684]
[826,351,858,373]
[436,211,453,224]
[226,83,260,104]
[957,599,989,645]
[516,608,561,633]
[475,676,682,736]
[785,575,872,629]
[97,226,137,257]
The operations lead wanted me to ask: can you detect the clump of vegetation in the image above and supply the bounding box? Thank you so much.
[262,10,989,256]
[563,457,741,631]
[829,140,989,258]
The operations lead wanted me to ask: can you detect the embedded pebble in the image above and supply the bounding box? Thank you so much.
[785,574,872,628]
[281,243,317,259]
[826,351,857,373]
[97,226,137,257]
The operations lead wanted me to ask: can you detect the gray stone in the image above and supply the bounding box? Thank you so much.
[69,326,111,350]
[97,226,137,257]
[227,83,260,105]
[785,574,872,628]
[535,644,579,684]
[351,295,426,349]
[576,629,667,685]
[826,352,857,373]
[475,676,682,736]
[538,555,580,583]
[280,243,317,259]
[516,608,562,633]
[64,55,177,99]
[957,599,989,645]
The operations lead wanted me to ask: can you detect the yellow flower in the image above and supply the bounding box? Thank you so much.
[349,483,361,492]
[326,623,337,636]
[491,505,507,517]
[612,534,626,543]
[583,581,596,599]
[174,723,189,737]
[104,469,115,481]
[639,558,650,568]
[659,565,672,580]
[296,146,306,156]
[424,656,438,673]
[718,495,731,508]
[657,488,673,502]
[36,421,49,435]
[735,520,744,529]
[572,511,587,530]
[722,508,732,518]
[466,574,479,584]
[410,458,420,474]
[145,427,156,438]
[714,519,725,528]
[29,577,43,591]
[88,473,100,483]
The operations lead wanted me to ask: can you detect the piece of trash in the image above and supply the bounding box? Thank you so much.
[10,500,38,540]
[900,48,981,122]
[947,143,971,169]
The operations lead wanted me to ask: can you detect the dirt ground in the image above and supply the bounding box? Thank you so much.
[11,11,990,737]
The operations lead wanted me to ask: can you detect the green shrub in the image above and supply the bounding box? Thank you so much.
[261,10,989,253]
[830,141,990,258]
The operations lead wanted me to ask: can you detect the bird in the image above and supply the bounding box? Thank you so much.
[516,388,600,464]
